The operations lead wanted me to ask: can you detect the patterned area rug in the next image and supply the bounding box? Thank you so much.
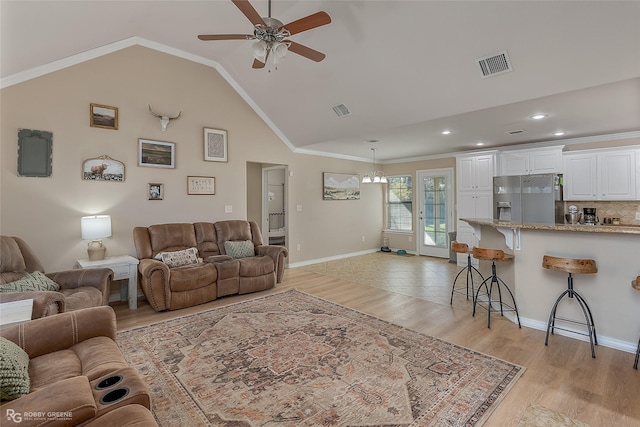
[118,290,524,426]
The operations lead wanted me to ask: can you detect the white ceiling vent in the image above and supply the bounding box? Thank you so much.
[506,129,527,135]
[477,50,513,79]
[332,104,351,118]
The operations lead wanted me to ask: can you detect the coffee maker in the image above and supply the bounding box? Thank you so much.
[583,207,598,225]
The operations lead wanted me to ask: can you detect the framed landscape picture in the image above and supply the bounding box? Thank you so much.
[203,128,227,162]
[90,103,118,130]
[323,172,360,200]
[138,139,175,168]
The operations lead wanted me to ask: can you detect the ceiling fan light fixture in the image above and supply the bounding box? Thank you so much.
[253,40,268,61]
[362,174,372,184]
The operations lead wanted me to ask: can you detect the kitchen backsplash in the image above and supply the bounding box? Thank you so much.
[562,201,640,225]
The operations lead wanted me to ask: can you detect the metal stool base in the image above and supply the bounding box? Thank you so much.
[545,273,598,358]
[634,335,639,370]
[450,254,484,305]
[472,261,521,329]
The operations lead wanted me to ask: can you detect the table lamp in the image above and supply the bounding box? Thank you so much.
[81,215,112,261]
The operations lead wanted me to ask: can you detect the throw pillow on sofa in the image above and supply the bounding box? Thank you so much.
[224,240,255,259]
[0,271,60,293]
[156,247,199,268]
[0,337,30,400]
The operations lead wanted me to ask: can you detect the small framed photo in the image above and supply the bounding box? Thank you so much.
[148,183,164,200]
[203,128,227,162]
[139,139,175,168]
[187,176,215,195]
[90,103,118,130]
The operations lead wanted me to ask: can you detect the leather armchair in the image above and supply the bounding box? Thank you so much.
[0,236,113,319]
[0,306,151,426]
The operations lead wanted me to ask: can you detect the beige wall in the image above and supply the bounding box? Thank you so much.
[0,46,383,271]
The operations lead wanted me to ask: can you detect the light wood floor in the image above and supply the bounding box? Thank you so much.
[113,254,640,427]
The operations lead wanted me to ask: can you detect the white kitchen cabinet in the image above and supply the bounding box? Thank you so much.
[457,153,495,192]
[499,147,563,176]
[563,148,637,201]
[563,152,598,200]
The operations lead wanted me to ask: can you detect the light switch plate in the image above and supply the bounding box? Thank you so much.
[225,205,232,213]
[636,212,640,220]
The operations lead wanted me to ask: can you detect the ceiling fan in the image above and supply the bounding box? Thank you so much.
[198,0,331,69]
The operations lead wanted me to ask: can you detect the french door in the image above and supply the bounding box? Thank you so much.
[417,168,454,258]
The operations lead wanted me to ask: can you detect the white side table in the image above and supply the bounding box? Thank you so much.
[76,255,140,309]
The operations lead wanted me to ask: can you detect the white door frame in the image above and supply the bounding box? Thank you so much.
[417,168,454,258]
[262,165,287,248]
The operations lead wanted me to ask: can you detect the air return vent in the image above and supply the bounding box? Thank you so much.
[332,104,351,118]
[476,50,513,78]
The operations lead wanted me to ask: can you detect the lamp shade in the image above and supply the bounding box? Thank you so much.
[81,215,112,240]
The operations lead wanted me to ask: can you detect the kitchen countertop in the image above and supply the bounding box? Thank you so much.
[460,218,640,235]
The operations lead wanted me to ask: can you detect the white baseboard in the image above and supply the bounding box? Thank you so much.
[288,249,379,268]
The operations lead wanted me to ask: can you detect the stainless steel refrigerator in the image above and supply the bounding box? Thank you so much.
[494,174,563,224]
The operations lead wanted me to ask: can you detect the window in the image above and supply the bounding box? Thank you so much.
[386,175,413,231]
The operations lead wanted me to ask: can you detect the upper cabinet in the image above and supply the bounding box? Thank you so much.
[457,153,496,192]
[563,147,638,201]
[499,147,563,176]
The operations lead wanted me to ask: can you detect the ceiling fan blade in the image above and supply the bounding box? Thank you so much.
[252,58,266,69]
[198,34,252,41]
[281,11,331,36]
[232,0,265,27]
[286,41,326,62]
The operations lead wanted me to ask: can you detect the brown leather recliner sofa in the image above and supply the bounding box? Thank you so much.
[133,220,288,311]
[0,236,113,319]
[0,306,156,426]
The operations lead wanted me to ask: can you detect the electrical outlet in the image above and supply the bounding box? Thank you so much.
[362,235,366,242]
[296,244,301,251]
[224,205,232,213]
[636,212,640,220]
[408,235,412,242]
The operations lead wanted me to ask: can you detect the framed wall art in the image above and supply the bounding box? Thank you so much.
[203,128,227,162]
[82,155,125,181]
[148,183,164,200]
[90,103,118,130]
[323,172,360,200]
[187,176,215,195]
[17,129,53,177]
[139,139,175,168]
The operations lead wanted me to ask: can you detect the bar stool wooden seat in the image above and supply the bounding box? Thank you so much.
[633,276,640,370]
[542,255,598,358]
[449,241,484,305]
[472,247,521,329]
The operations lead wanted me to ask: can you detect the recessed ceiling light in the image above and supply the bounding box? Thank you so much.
[553,131,565,137]
[476,142,484,146]
[364,139,380,143]
[530,114,547,120]
[441,130,452,135]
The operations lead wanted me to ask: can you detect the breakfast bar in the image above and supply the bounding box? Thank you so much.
[460,218,640,353]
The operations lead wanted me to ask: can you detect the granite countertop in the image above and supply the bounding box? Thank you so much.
[460,218,640,235]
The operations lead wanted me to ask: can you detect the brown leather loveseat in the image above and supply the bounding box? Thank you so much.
[0,306,154,426]
[0,235,113,319]
[133,220,288,311]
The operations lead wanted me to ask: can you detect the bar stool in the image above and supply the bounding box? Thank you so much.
[472,247,521,329]
[632,276,640,370]
[450,241,484,305]
[542,255,598,358]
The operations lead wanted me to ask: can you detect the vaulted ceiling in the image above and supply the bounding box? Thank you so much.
[2,1,639,161]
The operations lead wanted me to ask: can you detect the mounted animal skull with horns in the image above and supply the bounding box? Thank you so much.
[148,105,181,131]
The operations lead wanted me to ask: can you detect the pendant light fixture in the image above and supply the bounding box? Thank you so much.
[362,148,387,184]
